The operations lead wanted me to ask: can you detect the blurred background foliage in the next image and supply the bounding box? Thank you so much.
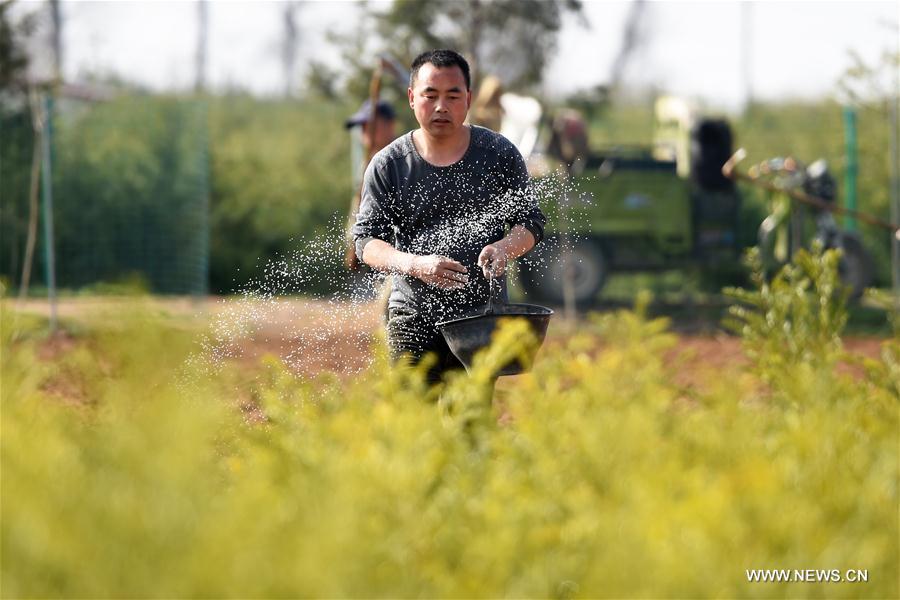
[206,95,353,293]
[331,0,584,97]
[0,0,896,295]
[1,93,355,294]
[2,93,895,294]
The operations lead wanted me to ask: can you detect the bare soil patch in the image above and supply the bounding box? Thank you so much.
[13,297,889,400]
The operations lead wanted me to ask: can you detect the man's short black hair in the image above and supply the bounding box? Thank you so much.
[409,49,471,90]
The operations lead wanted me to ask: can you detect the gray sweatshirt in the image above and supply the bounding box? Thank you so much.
[352,125,546,327]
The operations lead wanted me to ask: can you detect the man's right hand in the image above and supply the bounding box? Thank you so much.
[409,255,469,289]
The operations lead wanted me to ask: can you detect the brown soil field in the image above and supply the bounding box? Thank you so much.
[10,297,888,395]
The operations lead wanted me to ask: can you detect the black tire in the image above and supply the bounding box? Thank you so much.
[519,236,608,306]
[837,232,873,299]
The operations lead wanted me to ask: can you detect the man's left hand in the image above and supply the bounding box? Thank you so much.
[478,244,507,279]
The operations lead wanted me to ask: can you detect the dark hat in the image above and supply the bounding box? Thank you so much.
[344,99,396,129]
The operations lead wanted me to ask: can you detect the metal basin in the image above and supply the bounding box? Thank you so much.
[436,280,553,376]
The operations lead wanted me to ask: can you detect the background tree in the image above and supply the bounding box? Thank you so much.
[281,1,301,98]
[0,1,40,293]
[304,60,339,100]
[333,0,584,97]
[0,1,37,107]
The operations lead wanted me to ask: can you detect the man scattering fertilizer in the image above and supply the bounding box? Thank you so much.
[352,49,546,387]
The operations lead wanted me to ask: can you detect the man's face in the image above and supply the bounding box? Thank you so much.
[361,116,397,153]
[407,62,471,138]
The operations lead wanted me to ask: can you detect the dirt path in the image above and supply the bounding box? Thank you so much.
[12,297,888,386]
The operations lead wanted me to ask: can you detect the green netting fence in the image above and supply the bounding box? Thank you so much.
[1,93,209,295]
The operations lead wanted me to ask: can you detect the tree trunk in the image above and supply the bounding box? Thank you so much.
[18,92,44,303]
[466,0,483,86]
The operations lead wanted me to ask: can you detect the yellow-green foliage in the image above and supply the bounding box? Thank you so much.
[725,245,849,388]
[1,284,897,598]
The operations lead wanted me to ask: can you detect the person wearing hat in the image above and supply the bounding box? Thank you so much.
[345,99,398,272]
[346,99,398,184]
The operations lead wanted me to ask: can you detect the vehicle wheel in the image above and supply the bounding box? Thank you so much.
[837,232,873,299]
[519,236,608,305]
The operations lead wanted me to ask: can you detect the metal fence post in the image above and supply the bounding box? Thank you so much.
[40,92,58,333]
[842,106,858,231]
